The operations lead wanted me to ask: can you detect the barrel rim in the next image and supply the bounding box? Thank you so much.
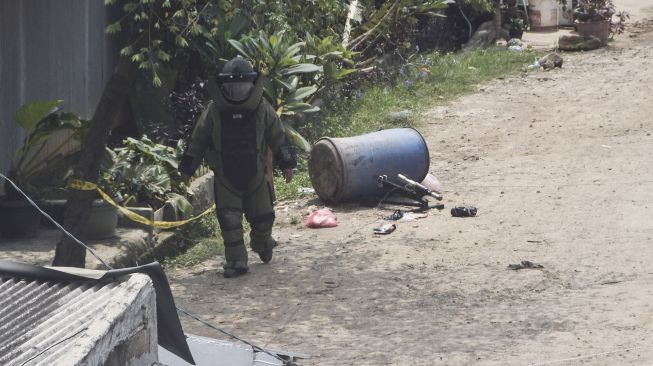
[409,127,430,182]
[311,137,346,203]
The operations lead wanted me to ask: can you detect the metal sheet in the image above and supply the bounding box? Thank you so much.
[158,334,285,366]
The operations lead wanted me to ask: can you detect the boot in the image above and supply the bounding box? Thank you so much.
[223,261,248,278]
[257,248,273,264]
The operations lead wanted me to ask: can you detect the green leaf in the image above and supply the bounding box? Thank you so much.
[158,50,171,62]
[290,76,299,89]
[175,35,189,47]
[281,121,311,152]
[320,51,344,59]
[274,78,295,91]
[228,14,248,36]
[105,21,122,34]
[122,2,138,12]
[324,62,338,79]
[16,100,63,134]
[335,68,358,79]
[288,86,318,101]
[280,63,322,76]
[166,193,193,219]
[285,102,320,113]
[120,46,133,56]
[228,39,252,59]
[153,75,162,87]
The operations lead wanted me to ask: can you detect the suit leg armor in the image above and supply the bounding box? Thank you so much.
[244,181,277,253]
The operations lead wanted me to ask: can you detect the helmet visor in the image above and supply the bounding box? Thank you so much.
[220,81,255,102]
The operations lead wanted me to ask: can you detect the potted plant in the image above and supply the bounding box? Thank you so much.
[509,18,526,39]
[100,135,194,227]
[574,0,629,46]
[1,100,88,237]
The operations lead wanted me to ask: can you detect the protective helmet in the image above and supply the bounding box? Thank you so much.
[217,57,258,102]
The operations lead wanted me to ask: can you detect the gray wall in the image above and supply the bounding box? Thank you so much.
[0,0,118,189]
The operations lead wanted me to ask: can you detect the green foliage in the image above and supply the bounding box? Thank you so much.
[105,0,209,86]
[9,100,89,197]
[164,212,223,268]
[102,136,192,209]
[348,0,449,57]
[16,100,64,134]
[273,169,313,202]
[462,0,494,13]
[228,31,323,116]
[105,0,353,86]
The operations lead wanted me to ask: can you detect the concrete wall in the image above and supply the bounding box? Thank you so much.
[0,0,119,190]
[0,273,158,365]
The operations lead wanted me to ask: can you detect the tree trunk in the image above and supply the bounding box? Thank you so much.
[494,0,504,41]
[52,56,135,268]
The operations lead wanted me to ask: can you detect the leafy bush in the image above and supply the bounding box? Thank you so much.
[102,136,192,210]
[162,79,208,144]
[5,100,89,199]
[347,0,449,58]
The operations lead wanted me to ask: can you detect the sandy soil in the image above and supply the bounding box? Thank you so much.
[168,13,653,366]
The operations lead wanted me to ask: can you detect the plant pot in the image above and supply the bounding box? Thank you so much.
[528,0,559,32]
[40,199,118,239]
[85,199,118,240]
[509,28,524,39]
[576,20,610,46]
[41,199,67,228]
[0,198,41,238]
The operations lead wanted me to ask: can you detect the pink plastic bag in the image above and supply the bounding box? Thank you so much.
[306,208,339,228]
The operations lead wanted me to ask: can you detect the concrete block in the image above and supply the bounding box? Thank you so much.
[189,171,215,214]
[1,273,158,365]
[118,206,154,233]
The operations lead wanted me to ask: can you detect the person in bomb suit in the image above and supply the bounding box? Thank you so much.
[179,57,296,278]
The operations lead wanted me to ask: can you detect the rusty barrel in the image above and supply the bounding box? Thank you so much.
[308,128,430,203]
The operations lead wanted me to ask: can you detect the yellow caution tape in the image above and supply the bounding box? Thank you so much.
[68,180,215,229]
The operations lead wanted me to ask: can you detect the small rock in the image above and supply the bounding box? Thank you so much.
[508,45,523,52]
[388,110,411,122]
[507,38,523,47]
[558,35,602,51]
[538,53,563,70]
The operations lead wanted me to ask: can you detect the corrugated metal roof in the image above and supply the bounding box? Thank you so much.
[0,274,148,366]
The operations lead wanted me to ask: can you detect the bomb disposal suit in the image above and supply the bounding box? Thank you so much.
[179,57,296,278]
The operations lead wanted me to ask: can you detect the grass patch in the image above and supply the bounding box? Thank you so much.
[164,212,223,269]
[302,48,539,140]
[273,168,313,202]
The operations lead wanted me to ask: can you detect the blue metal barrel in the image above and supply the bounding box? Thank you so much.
[308,128,430,203]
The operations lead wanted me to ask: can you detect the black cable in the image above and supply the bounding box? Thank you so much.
[175,307,291,364]
[19,327,88,366]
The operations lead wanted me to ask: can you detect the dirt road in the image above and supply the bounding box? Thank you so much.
[169,16,653,366]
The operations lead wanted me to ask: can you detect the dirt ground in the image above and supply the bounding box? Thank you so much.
[168,10,653,366]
